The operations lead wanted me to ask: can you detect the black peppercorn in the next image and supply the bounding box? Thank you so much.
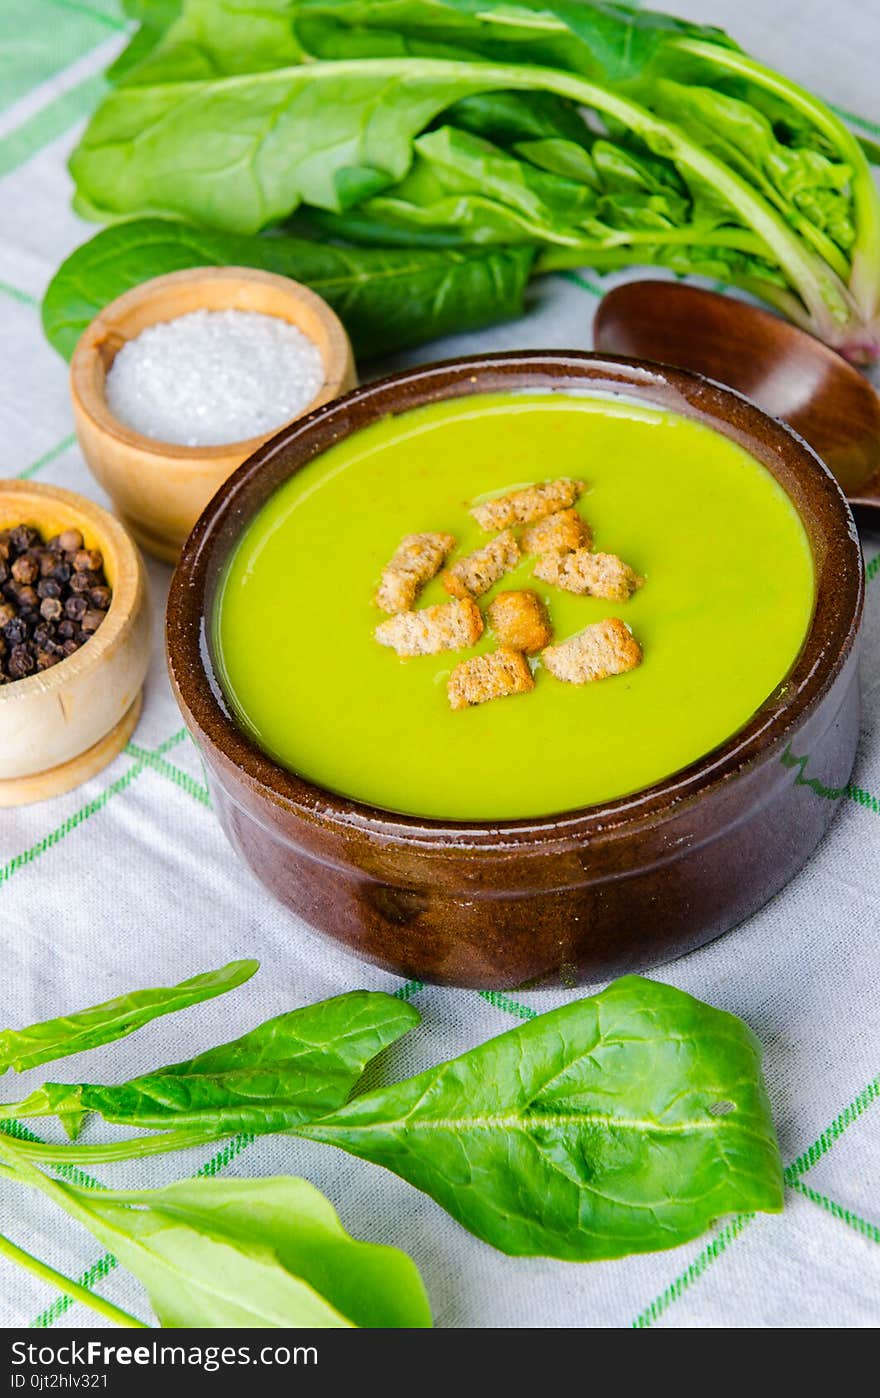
[40,596,63,622]
[57,529,83,554]
[81,609,106,635]
[64,594,87,622]
[9,525,39,553]
[89,585,112,611]
[7,644,35,679]
[0,523,113,683]
[11,554,39,585]
[73,548,103,573]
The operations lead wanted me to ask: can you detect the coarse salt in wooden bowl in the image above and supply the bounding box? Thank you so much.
[0,479,150,807]
[70,266,357,564]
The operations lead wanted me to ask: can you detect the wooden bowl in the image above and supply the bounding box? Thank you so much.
[71,267,357,564]
[0,480,150,807]
[594,280,880,510]
[167,353,863,989]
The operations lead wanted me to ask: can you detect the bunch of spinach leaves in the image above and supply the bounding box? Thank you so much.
[58,0,880,360]
[0,962,430,1327]
[0,962,783,1326]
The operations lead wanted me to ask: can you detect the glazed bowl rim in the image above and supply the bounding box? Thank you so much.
[167,350,864,849]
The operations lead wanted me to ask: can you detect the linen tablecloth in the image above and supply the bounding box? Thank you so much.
[1,0,879,1330]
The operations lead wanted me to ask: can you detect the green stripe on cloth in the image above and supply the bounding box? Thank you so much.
[42,0,124,27]
[479,989,537,1021]
[394,979,425,1001]
[558,270,605,299]
[0,280,39,308]
[784,1079,879,1178]
[633,1214,754,1329]
[780,746,880,816]
[787,1179,880,1246]
[632,1070,880,1326]
[831,103,880,139]
[847,785,880,815]
[0,0,120,118]
[17,434,77,480]
[0,762,143,889]
[0,73,105,179]
[0,731,188,892]
[126,743,212,808]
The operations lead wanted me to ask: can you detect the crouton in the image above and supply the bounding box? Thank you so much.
[471,479,584,531]
[375,531,455,613]
[522,508,590,556]
[542,618,642,685]
[487,590,551,653]
[534,548,642,600]
[448,647,535,710]
[375,598,483,657]
[443,530,521,600]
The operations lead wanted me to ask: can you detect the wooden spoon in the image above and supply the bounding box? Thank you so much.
[593,280,880,513]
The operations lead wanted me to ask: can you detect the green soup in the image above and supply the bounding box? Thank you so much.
[213,392,814,820]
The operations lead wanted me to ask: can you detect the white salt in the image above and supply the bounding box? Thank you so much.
[105,308,325,447]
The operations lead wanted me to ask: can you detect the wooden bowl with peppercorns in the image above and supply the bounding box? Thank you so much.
[0,480,150,807]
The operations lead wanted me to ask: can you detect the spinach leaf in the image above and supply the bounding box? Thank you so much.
[0,960,257,1077]
[440,90,592,148]
[100,1176,432,1327]
[0,1139,431,1328]
[107,1,183,84]
[647,81,856,266]
[42,218,534,361]
[68,60,499,231]
[297,0,735,82]
[297,975,784,1261]
[117,0,303,87]
[8,991,420,1135]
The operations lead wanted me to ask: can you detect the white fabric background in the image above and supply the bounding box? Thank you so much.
[0,0,878,1329]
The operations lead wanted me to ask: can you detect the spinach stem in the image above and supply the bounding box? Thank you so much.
[0,1230,148,1329]
[1,1128,221,1164]
[676,37,880,314]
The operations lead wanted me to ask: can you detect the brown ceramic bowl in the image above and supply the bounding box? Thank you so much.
[167,353,863,989]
